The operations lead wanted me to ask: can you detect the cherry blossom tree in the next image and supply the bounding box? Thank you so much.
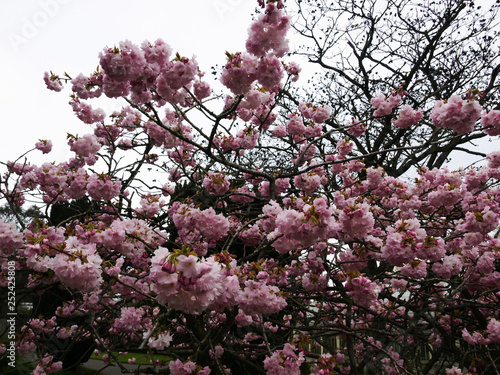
[1,1,500,374]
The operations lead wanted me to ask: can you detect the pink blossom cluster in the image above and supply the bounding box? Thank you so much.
[87,174,122,201]
[150,248,240,314]
[371,92,402,117]
[168,203,230,255]
[236,89,277,129]
[69,134,102,158]
[462,318,500,345]
[0,219,23,256]
[346,119,367,137]
[220,52,259,95]
[246,2,290,58]
[203,172,230,196]
[430,95,482,134]
[51,37,209,109]
[32,355,63,375]
[49,237,103,293]
[293,169,327,195]
[70,98,106,124]
[263,343,305,375]
[381,218,427,266]
[481,109,500,135]
[238,279,287,315]
[221,3,290,95]
[169,359,211,375]
[346,276,381,307]
[43,71,63,92]
[337,199,375,240]
[298,102,331,124]
[71,72,103,99]
[392,105,423,129]
[112,307,151,333]
[147,331,173,351]
[35,139,53,154]
[262,197,335,254]
[135,194,164,218]
[99,40,147,83]
[96,218,165,260]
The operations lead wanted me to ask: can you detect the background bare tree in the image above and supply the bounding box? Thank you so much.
[289,0,500,177]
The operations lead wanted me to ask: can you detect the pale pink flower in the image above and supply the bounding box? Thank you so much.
[35,139,53,154]
[346,276,380,307]
[430,95,482,134]
[246,3,290,58]
[481,109,500,135]
[393,105,423,129]
[43,71,63,92]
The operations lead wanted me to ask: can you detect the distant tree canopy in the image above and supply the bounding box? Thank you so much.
[0,204,41,230]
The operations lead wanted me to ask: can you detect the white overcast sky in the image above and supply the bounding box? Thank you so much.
[0,0,497,172]
[0,0,259,164]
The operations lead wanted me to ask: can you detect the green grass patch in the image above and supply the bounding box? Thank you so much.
[90,351,171,366]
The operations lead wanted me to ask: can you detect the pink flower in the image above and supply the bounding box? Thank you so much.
[87,174,122,201]
[257,54,283,90]
[294,172,322,195]
[141,38,172,66]
[371,93,402,117]
[70,98,106,124]
[161,55,198,90]
[286,113,306,136]
[338,200,374,239]
[35,139,53,154]
[148,331,173,350]
[401,261,428,279]
[71,73,103,99]
[273,124,287,138]
[487,151,500,169]
[203,172,230,196]
[346,276,380,307]
[284,61,301,82]
[481,109,500,136]
[263,344,305,375]
[430,95,482,134]
[237,126,259,149]
[70,134,102,158]
[246,3,290,58]
[220,52,258,95]
[102,74,130,98]
[381,219,426,266]
[99,40,146,82]
[169,359,198,375]
[193,80,211,100]
[238,279,287,315]
[0,220,23,256]
[50,237,103,293]
[43,71,63,92]
[392,105,423,129]
[312,105,331,124]
[346,119,367,137]
[445,366,463,375]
